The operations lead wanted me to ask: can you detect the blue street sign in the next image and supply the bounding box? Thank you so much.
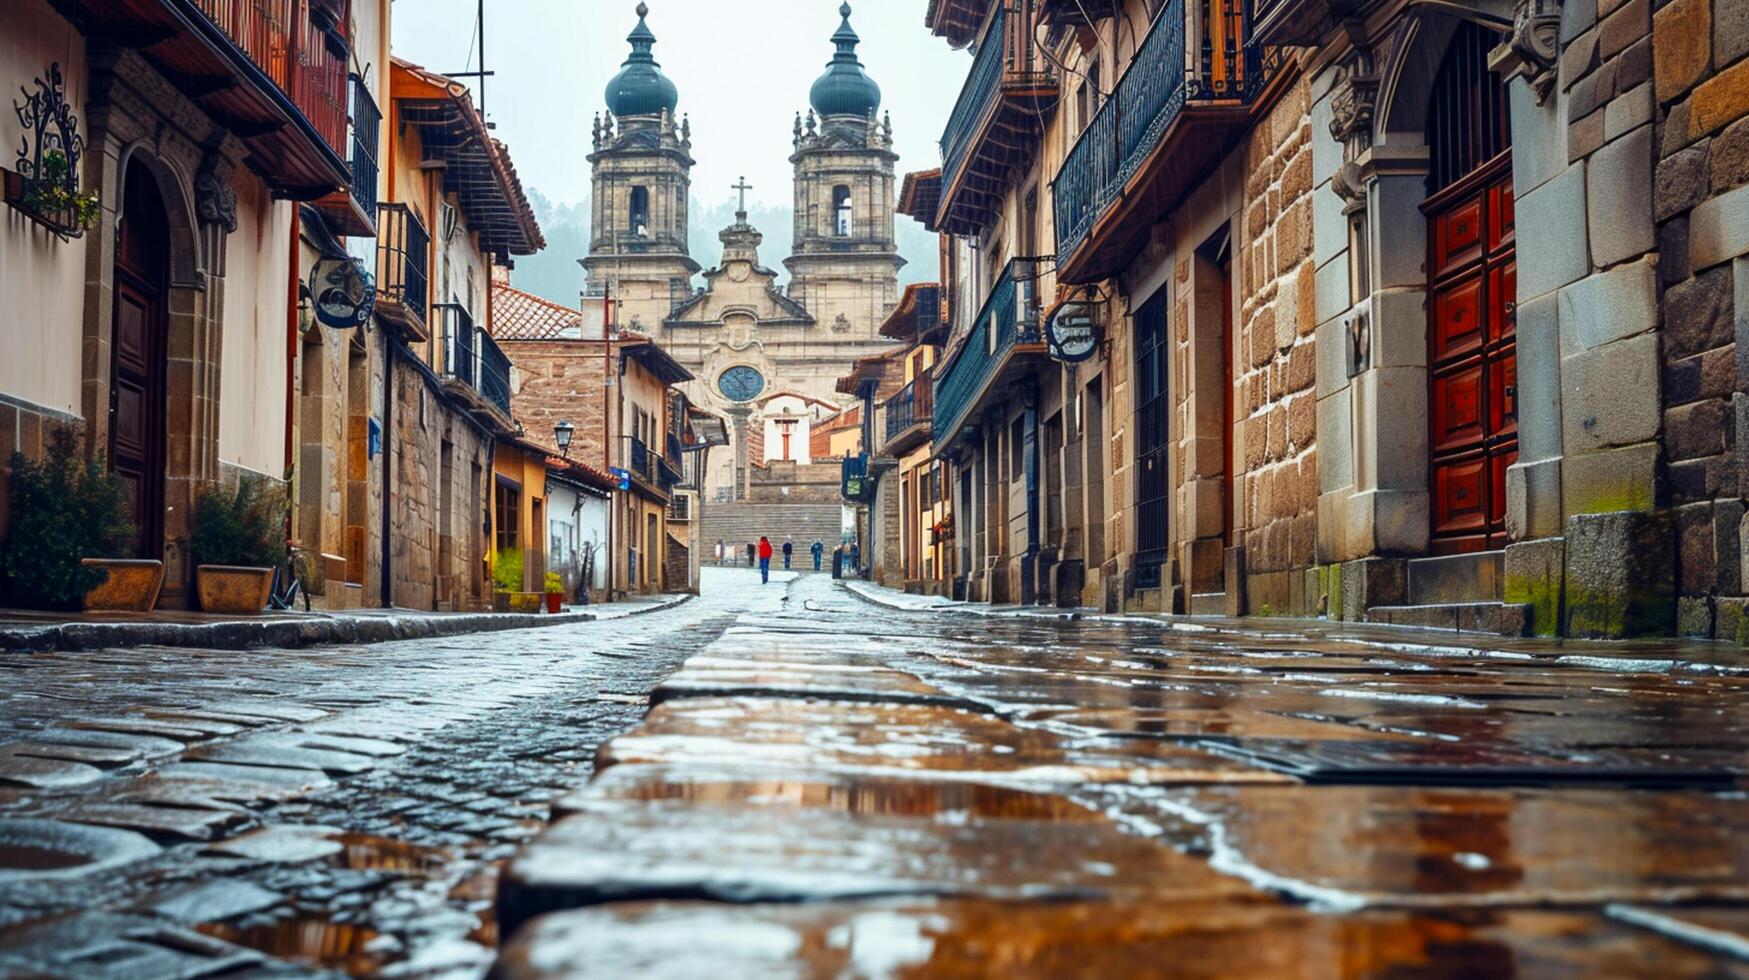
[610,467,631,491]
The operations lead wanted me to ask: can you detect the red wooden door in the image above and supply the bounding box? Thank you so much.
[110,161,170,559]
[1427,155,1516,553]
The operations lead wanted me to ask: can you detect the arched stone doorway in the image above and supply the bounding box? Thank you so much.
[1422,21,1516,553]
[110,157,171,559]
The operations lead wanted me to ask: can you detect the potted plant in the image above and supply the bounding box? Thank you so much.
[490,549,524,612]
[543,571,565,614]
[0,429,149,611]
[188,480,286,615]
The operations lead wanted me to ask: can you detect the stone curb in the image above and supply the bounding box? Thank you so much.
[0,594,691,654]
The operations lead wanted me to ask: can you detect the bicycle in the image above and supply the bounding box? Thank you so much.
[268,544,312,612]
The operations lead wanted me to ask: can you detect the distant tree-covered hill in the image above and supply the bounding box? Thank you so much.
[510,187,939,309]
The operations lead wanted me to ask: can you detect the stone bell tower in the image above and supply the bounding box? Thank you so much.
[785,3,903,340]
[581,2,700,334]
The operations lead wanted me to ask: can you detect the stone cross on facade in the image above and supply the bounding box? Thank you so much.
[732,176,752,217]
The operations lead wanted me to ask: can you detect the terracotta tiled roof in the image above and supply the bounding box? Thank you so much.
[492,282,581,340]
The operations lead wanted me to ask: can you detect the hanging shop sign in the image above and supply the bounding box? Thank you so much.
[309,256,376,329]
[1046,300,1099,363]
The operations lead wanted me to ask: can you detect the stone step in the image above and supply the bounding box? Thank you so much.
[1407,550,1504,605]
[1189,592,1226,616]
[1367,602,1530,636]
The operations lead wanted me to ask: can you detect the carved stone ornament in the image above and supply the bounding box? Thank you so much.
[1494,0,1562,105]
[831,313,853,333]
[194,144,236,232]
[1327,49,1378,210]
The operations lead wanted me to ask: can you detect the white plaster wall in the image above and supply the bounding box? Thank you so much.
[218,173,293,475]
[0,0,87,416]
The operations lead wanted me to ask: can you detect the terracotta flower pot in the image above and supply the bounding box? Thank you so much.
[196,565,274,615]
[545,592,562,614]
[81,558,165,612]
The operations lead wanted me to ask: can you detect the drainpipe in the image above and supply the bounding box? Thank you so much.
[380,338,394,608]
[285,208,301,485]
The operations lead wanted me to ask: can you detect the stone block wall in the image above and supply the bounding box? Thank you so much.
[1236,74,1319,613]
[1649,0,1749,636]
[385,352,492,611]
[502,340,613,473]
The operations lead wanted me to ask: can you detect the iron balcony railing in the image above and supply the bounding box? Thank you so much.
[932,257,1046,444]
[914,283,944,339]
[939,1,1055,209]
[346,72,380,224]
[191,0,348,154]
[478,330,511,417]
[629,437,654,483]
[435,303,475,386]
[376,203,429,329]
[884,369,934,444]
[1052,0,1267,269]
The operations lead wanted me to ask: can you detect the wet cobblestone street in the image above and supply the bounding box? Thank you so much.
[4,569,1749,976]
[0,587,753,977]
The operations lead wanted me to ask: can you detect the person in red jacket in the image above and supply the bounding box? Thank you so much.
[757,535,774,584]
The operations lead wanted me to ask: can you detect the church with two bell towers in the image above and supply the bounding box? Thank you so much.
[582,3,902,503]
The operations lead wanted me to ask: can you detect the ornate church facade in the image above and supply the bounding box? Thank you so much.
[582,3,902,503]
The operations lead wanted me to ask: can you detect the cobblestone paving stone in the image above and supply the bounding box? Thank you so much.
[7,568,1749,977]
[492,571,1749,977]
[0,583,766,978]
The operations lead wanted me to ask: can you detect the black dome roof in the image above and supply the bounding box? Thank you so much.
[605,3,678,117]
[810,4,881,118]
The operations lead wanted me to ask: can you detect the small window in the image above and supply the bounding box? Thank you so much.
[833,185,852,237]
[630,186,649,236]
[1009,417,1024,480]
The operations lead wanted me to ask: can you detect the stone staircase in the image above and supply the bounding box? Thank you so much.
[699,502,846,556]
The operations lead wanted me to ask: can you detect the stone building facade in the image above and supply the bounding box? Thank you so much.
[1,0,387,608]
[581,4,900,508]
[878,0,1749,638]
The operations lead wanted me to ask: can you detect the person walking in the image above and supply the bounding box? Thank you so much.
[715,539,725,566]
[745,541,755,567]
[810,539,824,571]
[758,536,774,584]
[782,538,794,570]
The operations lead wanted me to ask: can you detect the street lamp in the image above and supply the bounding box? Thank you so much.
[554,419,575,458]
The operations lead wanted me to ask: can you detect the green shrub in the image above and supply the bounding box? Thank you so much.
[491,549,524,593]
[544,570,564,594]
[0,429,136,610]
[189,479,287,568]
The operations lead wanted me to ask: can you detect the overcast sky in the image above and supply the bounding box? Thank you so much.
[391,0,969,215]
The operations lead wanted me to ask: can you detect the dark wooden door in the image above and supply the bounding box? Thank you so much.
[1425,20,1515,554]
[110,161,170,560]
[1427,156,1516,553]
[1133,288,1170,587]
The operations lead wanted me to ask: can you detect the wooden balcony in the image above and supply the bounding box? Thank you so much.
[883,368,934,458]
[1051,0,1286,284]
[937,0,1059,237]
[73,0,351,198]
[374,203,429,339]
[312,72,380,237]
[879,282,947,347]
[932,257,1049,449]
